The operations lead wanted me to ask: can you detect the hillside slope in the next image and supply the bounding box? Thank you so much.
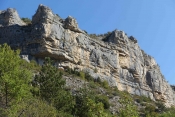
[0,4,174,107]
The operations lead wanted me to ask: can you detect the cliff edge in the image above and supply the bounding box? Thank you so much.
[0,4,174,107]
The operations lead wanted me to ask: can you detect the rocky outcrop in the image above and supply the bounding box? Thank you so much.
[0,4,175,107]
[64,16,84,33]
[0,8,25,27]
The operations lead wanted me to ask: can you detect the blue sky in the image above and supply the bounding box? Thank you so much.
[1,0,175,84]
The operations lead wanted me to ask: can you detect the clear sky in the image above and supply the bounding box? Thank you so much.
[1,0,175,84]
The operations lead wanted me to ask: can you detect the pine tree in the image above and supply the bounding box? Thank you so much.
[0,44,32,114]
[32,57,74,113]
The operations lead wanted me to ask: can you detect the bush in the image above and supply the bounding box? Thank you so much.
[73,89,113,117]
[95,77,101,83]
[94,68,98,73]
[89,81,97,88]
[155,101,166,112]
[6,98,58,117]
[134,95,152,103]
[21,17,32,25]
[95,95,110,109]
[79,71,85,79]
[119,92,139,117]
[100,80,110,89]
[145,104,156,113]
[159,107,175,117]
[85,72,94,81]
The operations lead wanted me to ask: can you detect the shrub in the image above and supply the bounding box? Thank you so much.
[134,95,152,103]
[21,17,32,25]
[77,60,82,65]
[159,107,175,117]
[119,93,139,117]
[85,72,94,81]
[79,71,85,79]
[95,95,110,109]
[73,89,113,117]
[95,77,101,83]
[145,104,156,113]
[89,81,97,88]
[100,80,110,89]
[94,68,98,73]
[155,101,166,112]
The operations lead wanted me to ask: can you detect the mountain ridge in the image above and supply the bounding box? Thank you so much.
[0,4,174,107]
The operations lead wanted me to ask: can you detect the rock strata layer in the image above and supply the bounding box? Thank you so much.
[0,4,174,107]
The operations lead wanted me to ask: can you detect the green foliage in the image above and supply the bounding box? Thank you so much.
[95,95,110,109]
[0,44,32,109]
[95,77,101,83]
[89,34,99,39]
[143,103,159,117]
[89,81,97,88]
[83,30,88,34]
[155,101,166,112]
[79,71,85,79]
[134,95,152,104]
[32,57,65,99]
[5,98,58,117]
[73,89,113,117]
[65,67,80,76]
[100,80,110,89]
[77,60,82,65]
[145,112,158,117]
[145,104,156,112]
[102,32,112,42]
[32,57,75,113]
[0,44,173,117]
[94,68,98,73]
[159,107,175,117]
[21,17,32,25]
[88,31,112,40]
[119,92,139,117]
[84,72,94,81]
[20,59,41,73]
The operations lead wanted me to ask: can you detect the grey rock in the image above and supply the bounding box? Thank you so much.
[0,8,25,27]
[64,16,83,33]
[0,4,175,107]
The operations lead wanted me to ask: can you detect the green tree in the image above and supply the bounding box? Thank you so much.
[0,44,32,114]
[0,44,32,116]
[32,57,74,113]
[74,89,113,117]
[75,96,110,117]
[6,98,58,117]
[119,92,139,117]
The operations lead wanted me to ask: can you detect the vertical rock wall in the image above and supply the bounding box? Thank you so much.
[0,4,174,107]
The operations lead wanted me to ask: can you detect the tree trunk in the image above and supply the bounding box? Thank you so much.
[5,83,8,107]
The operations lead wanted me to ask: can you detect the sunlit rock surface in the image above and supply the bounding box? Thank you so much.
[0,4,174,107]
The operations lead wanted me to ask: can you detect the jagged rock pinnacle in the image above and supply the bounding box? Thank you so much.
[0,8,25,27]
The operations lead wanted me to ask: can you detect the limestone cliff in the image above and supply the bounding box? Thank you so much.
[0,4,174,107]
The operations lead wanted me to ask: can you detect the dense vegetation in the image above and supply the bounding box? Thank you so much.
[0,44,175,117]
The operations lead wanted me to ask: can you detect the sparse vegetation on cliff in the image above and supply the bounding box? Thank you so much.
[0,44,175,117]
[21,17,32,25]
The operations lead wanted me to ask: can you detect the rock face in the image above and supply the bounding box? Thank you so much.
[0,8,25,27]
[0,4,175,107]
